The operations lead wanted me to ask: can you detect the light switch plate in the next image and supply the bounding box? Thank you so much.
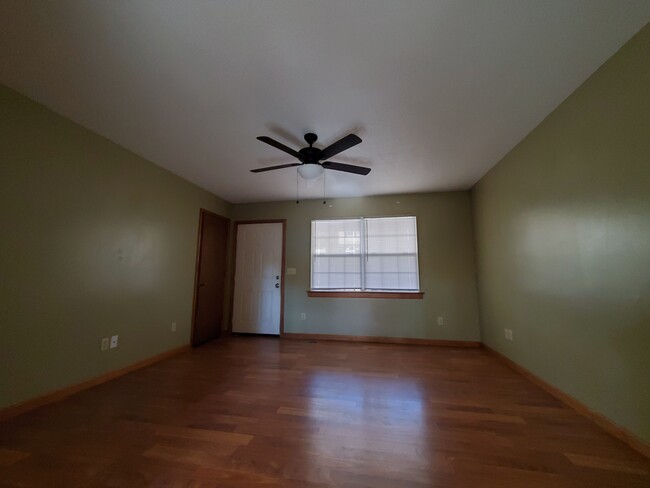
[101,338,109,351]
[110,335,119,349]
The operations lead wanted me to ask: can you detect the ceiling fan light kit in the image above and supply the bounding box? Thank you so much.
[252,132,371,179]
[297,164,323,180]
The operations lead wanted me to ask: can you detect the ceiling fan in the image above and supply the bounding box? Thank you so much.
[252,132,371,179]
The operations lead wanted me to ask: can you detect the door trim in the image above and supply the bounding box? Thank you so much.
[191,208,230,346]
[229,219,287,336]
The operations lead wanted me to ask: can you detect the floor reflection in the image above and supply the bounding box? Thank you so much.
[303,371,433,483]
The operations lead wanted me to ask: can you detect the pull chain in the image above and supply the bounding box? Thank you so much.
[296,168,299,204]
[322,170,326,205]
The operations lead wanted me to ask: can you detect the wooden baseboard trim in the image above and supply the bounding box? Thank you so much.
[282,332,480,348]
[483,344,649,459]
[0,344,191,423]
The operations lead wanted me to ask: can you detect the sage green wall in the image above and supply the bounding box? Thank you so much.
[472,25,650,442]
[0,85,231,410]
[232,192,480,341]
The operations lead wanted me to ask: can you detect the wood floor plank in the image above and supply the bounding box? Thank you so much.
[0,447,30,466]
[0,337,648,487]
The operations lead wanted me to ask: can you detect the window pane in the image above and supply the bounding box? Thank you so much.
[311,220,362,289]
[365,255,419,290]
[366,216,417,254]
[365,216,419,290]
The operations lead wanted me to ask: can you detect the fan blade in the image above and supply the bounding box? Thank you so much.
[251,163,301,173]
[320,134,362,160]
[322,161,371,175]
[257,136,301,159]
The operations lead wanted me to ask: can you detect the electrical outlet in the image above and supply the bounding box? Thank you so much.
[110,335,119,349]
[504,329,513,341]
[437,316,444,326]
[300,313,306,320]
[171,322,177,332]
[100,337,109,351]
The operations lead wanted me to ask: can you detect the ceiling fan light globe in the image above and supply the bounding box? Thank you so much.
[298,164,324,180]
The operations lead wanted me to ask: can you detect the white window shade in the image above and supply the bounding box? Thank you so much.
[365,216,419,290]
[311,216,420,292]
[311,219,362,290]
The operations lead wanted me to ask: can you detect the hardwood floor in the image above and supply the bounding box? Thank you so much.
[0,337,648,487]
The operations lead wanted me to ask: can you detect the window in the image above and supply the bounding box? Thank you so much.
[311,216,420,292]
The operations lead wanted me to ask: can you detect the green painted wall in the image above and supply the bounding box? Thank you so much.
[232,192,480,341]
[0,85,231,410]
[472,25,650,442]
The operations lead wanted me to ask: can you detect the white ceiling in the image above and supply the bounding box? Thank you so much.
[1,1,649,203]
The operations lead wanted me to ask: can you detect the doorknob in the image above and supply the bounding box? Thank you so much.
[275,283,280,288]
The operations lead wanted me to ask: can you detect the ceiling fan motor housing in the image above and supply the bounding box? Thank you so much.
[298,146,322,164]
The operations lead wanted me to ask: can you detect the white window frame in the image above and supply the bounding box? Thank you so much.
[310,216,420,292]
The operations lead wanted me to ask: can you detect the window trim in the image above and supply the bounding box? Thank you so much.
[309,215,421,295]
[307,290,424,299]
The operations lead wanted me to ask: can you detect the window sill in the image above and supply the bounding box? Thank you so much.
[307,291,424,299]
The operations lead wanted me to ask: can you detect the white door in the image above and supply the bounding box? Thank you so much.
[232,223,283,335]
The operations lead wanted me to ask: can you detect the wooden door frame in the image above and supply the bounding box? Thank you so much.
[229,219,287,336]
[191,208,230,346]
